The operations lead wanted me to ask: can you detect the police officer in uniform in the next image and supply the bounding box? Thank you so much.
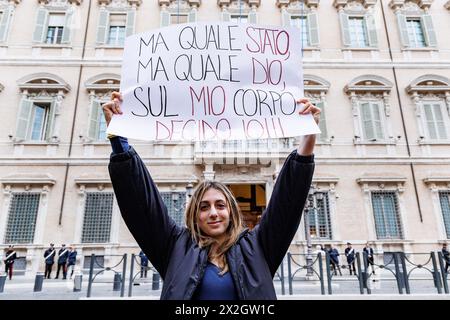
[4,245,17,280]
[55,244,69,279]
[345,242,356,275]
[43,243,56,279]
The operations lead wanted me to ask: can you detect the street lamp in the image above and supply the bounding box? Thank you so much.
[304,186,323,277]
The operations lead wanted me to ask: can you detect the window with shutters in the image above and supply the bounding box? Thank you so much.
[96,1,138,47]
[371,191,403,239]
[33,6,75,45]
[422,101,449,140]
[348,16,368,47]
[159,0,199,27]
[84,74,120,142]
[4,193,40,244]
[279,1,319,48]
[345,75,395,144]
[406,75,450,144]
[81,192,113,243]
[304,75,330,143]
[160,192,186,227]
[107,14,126,46]
[359,101,385,141]
[439,191,450,239]
[46,13,65,44]
[334,1,377,49]
[406,18,426,48]
[219,0,258,24]
[391,1,437,49]
[14,98,58,142]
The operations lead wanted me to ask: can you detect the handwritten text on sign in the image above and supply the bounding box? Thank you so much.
[107,22,320,141]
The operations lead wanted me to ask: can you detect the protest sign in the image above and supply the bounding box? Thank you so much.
[106,22,320,141]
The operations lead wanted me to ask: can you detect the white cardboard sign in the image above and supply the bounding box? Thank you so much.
[107,22,321,141]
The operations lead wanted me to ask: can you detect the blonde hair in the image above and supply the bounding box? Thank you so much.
[185,181,244,274]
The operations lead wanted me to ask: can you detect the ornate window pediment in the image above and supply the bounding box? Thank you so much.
[345,75,393,94]
[304,75,330,93]
[85,73,120,93]
[357,176,407,192]
[98,0,141,8]
[389,0,433,12]
[159,0,200,8]
[334,0,377,10]
[38,0,82,7]
[218,0,260,9]
[277,0,319,9]
[406,75,450,94]
[17,73,70,94]
[1,173,56,191]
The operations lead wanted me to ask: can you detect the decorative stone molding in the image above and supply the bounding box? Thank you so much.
[85,74,120,92]
[389,0,433,12]
[345,75,393,94]
[423,177,450,190]
[1,173,56,190]
[357,176,407,193]
[98,0,141,8]
[218,0,260,8]
[38,0,82,6]
[75,177,112,193]
[0,0,21,5]
[406,75,450,94]
[277,0,320,9]
[334,0,377,10]
[17,73,71,93]
[304,75,330,93]
[159,0,200,7]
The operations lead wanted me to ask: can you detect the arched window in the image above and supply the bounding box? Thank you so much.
[218,0,260,24]
[406,75,450,143]
[15,73,71,143]
[84,73,120,142]
[303,75,330,142]
[345,75,394,144]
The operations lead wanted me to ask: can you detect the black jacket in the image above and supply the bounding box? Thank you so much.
[109,147,314,300]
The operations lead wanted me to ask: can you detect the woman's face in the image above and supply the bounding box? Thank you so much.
[197,188,230,241]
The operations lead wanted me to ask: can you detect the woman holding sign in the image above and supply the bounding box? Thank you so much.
[103,91,320,300]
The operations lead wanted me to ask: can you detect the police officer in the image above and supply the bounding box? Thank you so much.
[363,242,375,274]
[4,245,17,280]
[442,243,450,274]
[345,242,356,275]
[328,244,342,276]
[43,243,56,279]
[55,244,69,279]
[139,250,149,278]
[67,246,77,279]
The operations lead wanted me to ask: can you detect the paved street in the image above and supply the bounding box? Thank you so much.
[1,269,449,300]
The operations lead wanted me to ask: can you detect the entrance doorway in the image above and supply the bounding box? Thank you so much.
[227,184,266,230]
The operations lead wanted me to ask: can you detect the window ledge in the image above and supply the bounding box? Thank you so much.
[12,140,59,146]
[418,139,450,145]
[354,139,397,145]
[401,47,438,52]
[96,45,124,49]
[342,47,378,51]
[302,46,320,51]
[32,44,72,49]
[82,141,110,146]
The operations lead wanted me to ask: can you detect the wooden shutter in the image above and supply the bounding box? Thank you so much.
[88,100,101,140]
[339,12,351,47]
[15,99,34,140]
[126,9,136,37]
[421,14,437,47]
[96,9,109,44]
[396,13,410,47]
[61,7,74,44]
[0,6,12,42]
[308,12,319,46]
[365,13,378,47]
[33,8,48,43]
